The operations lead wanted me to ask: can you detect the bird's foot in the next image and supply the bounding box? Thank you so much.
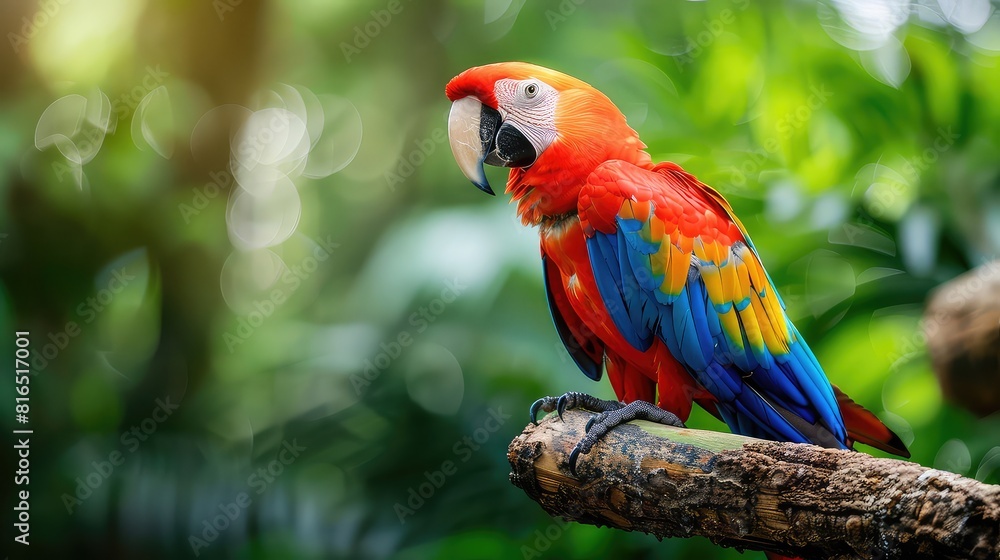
[528,392,685,475]
[529,391,623,425]
[571,400,684,474]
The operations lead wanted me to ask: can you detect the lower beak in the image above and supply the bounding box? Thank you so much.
[448,97,537,196]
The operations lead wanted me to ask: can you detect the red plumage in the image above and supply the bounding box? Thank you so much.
[446,62,908,458]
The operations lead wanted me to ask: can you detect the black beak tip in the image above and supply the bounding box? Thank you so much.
[473,180,495,196]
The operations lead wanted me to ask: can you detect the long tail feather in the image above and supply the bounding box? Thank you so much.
[833,384,910,458]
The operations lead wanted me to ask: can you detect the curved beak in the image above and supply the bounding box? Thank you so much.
[448,96,537,196]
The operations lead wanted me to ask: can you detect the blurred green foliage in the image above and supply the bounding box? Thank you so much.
[1,0,999,558]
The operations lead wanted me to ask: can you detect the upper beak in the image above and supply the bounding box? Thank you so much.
[448,96,537,196]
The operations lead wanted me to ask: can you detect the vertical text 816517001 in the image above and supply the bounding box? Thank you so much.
[14,331,32,546]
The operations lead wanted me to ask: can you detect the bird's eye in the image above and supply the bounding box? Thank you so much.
[525,83,538,98]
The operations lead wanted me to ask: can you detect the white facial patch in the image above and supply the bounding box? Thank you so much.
[493,78,559,159]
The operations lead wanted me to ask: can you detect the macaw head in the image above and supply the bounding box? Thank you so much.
[446,62,649,224]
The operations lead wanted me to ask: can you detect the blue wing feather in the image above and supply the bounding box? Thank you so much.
[617,231,658,347]
[588,232,652,351]
[584,204,849,449]
[686,279,716,366]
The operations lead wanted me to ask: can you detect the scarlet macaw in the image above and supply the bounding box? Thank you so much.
[445,62,908,473]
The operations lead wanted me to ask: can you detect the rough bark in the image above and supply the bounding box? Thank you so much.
[925,260,1000,417]
[508,410,1000,560]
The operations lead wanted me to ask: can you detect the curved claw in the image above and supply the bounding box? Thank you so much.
[568,446,582,476]
[556,394,570,420]
[584,416,596,433]
[529,399,545,425]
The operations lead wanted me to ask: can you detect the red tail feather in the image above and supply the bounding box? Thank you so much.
[833,384,910,458]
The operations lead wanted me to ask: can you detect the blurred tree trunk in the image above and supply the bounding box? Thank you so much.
[117,0,269,418]
[925,260,1000,417]
[2,0,268,421]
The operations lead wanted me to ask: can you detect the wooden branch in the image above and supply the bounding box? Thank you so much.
[507,410,1000,560]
